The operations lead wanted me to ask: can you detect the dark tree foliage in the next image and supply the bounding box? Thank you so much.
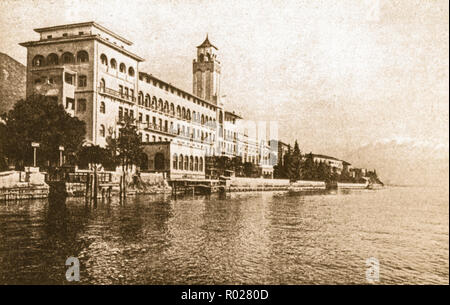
[243,162,260,178]
[301,152,316,180]
[111,116,143,172]
[0,120,7,170]
[77,145,110,169]
[288,141,302,181]
[2,95,86,169]
[204,156,247,177]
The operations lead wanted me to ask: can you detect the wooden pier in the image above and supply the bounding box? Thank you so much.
[170,179,223,195]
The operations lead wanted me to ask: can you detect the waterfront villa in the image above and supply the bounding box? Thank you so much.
[19,22,274,179]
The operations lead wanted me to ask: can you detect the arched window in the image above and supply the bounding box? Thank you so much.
[110,58,117,69]
[179,154,184,170]
[100,124,105,137]
[219,111,223,124]
[199,157,203,172]
[184,156,189,171]
[47,53,58,65]
[194,157,199,171]
[154,153,165,171]
[170,103,175,115]
[145,94,150,107]
[99,78,105,92]
[77,51,89,63]
[164,101,169,113]
[119,63,126,73]
[32,55,45,67]
[192,111,196,122]
[138,91,144,105]
[199,54,204,62]
[158,99,163,111]
[100,101,105,113]
[186,110,191,121]
[189,156,194,171]
[140,153,149,171]
[100,54,108,65]
[176,106,181,117]
[128,67,135,77]
[201,114,205,125]
[182,107,186,119]
[152,96,157,108]
[173,154,178,169]
[62,52,75,64]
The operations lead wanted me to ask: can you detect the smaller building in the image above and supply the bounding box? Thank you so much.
[141,142,205,180]
[311,154,346,174]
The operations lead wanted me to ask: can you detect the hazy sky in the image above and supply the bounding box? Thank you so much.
[0,0,448,160]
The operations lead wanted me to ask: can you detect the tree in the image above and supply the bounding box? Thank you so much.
[279,144,292,179]
[288,141,302,181]
[301,152,315,180]
[3,95,86,169]
[77,145,110,170]
[116,116,143,172]
[243,162,259,178]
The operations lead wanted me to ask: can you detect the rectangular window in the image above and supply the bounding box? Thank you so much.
[124,87,129,98]
[77,99,86,112]
[65,98,74,109]
[79,31,84,35]
[130,89,134,98]
[146,115,149,123]
[119,107,123,119]
[119,85,123,96]
[139,113,143,122]
[62,33,68,37]
[47,35,52,39]
[64,73,73,84]
[130,110,134,119]
[78,75,87,87]
[152,136,156,142]
[146,134,149,142]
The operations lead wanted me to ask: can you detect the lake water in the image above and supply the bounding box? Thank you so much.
[0,186,448,284]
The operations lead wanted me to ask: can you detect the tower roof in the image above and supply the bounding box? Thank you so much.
[197,35,218,50]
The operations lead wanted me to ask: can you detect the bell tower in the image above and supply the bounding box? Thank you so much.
[193,35,221,104]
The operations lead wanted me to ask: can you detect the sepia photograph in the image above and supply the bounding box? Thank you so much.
[0,0,448,294]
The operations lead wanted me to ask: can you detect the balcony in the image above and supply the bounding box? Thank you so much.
[137,121,214,145]
[98,87,136,103]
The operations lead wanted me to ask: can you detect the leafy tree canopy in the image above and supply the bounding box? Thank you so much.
[3,95,86,168]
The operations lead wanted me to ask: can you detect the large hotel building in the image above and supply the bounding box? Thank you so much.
[20,22,274,179]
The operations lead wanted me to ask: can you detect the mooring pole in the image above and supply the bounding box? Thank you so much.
[93,168,98,208]
[85,172,90,205]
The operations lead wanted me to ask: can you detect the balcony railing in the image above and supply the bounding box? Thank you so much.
[99,87,136,103]
[136,121,213,144]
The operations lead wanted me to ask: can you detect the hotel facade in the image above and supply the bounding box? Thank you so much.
[20,22,274,179]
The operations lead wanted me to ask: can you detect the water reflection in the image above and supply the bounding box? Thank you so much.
[0,186,448,284]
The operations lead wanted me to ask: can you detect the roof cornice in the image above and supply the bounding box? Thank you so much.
[19,35,144,62]
[33,21,133,46]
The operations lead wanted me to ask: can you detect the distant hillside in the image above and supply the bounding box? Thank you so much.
[343,139,449,186]
[0,52,26,115]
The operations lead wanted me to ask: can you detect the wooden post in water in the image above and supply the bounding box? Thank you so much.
[93,168,98,208]
[85,172,90,205]
[119,176,122,200]
[123,171,127,200]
